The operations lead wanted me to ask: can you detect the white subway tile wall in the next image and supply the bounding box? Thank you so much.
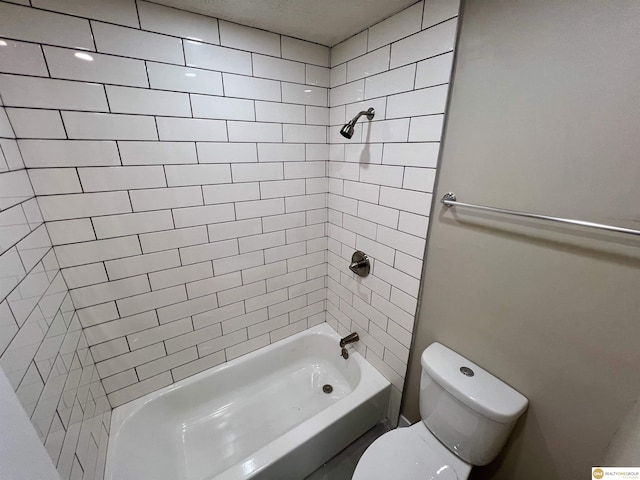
[0,2,331,479]
[0,96,110,480]
[327,1,460,420]
[0,1,461,477]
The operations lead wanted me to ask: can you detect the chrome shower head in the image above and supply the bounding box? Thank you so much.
[339,107,375,139]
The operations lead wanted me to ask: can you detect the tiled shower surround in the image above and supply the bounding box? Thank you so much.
[0,0,459,478]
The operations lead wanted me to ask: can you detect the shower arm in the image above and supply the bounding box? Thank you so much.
[348,108,375,126]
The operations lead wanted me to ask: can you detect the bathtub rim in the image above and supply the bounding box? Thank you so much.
[105,322,390,480]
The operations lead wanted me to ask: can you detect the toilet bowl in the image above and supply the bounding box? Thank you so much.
[352,342,528,479]
[352,422,471,480]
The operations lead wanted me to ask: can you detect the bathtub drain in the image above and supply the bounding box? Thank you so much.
[322,384,333,394]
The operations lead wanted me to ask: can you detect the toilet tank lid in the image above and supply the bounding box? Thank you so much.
[421,343,528,423]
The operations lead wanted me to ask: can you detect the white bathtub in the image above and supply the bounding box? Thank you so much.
[104,323,390,480]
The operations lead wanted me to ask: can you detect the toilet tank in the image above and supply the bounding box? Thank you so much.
[419,343,528,466]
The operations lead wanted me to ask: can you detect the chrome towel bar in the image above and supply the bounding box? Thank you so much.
[440,192,640,237]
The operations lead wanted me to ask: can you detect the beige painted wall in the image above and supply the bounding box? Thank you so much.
[401,1,640,479]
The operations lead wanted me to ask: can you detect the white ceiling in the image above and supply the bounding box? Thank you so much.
[148,0,418,46]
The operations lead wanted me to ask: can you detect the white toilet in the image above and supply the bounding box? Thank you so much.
[353,342,528,480]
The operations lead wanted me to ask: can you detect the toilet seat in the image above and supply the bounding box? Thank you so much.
[352,423,471,480]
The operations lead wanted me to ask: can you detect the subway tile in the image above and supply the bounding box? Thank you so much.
[172,351,225,382]
[44,46,148,87]
[306,106,330,126]
[305,65,330,88]
[5,108,66,139]
[306,177,329,194]
[77,302,119,328]
[0,39,48,76]
[365,64,416,99]
[191,302,245,330]
[242,261,287,285]
[283,125,326,143]
[0,74,108,111]
[46,219,95,245]
[331,31,367,67]
[71,275,149,309]
[255,102,305,124]
[253,54,305,83]
[287,251,325,271]
[147,63,223,96]
[197,329,247,357]
[78,166,166,192]
[236,198,284,220]
[61,263,107,289]
[368,2,423,51]
[403,167,436,192]
[358,201,399,228]
[173,204,235,228]
[386,85,449,119]
[221,308,269,332]
[180,238,239,265]
[285,193,326,213]
[330,64,347,88]
[408,115,444,142]
[38,191,131,222]
[260,179,305,199]
[138,1,219,44]
[92,22,184,65]
[108,371,172,407]
[165,164,232,187]
[282,83,327,107]
[93,210,174,238]
[62,112,158,141]
[365,118,410,143]
[374,262,420,297]
[342,214,377,240]
[116,285,187,318]
[267,269,306,292]
[262,212,305,233]
[136,347,197,380]
[343,180,380,203]
[106,86,192,117]
[281,37,329,67]
[423,0,460,28]
[232,163,282,182]
[209,219,262,241]
[219,20,280,56]
[377,225,426,259]
[203,183,260,204]
[383,143,440,168]
[165,322,222,354]
[223,73,281,102]
[329,161,359,181]
[139,226,208,253]
[0,2,93,50]
[198,142,257,164]
[329,80,365,107]
[217,281,266,307]
[346,46,390,83]
[191,95,255,121]
[213,251,264,275]
[379,186,432,215]
[415,52,454,88]
[119,141,198,165]
[390,18,457,68]
[184,41,252,75]
[157,118,228,142]
[130,186,203,211]
[90,338,129,363]
[248,314,286,338]
[55,236,140,268]
[269,295,307,318]
[239,231,285,253]
[102,369,137,394]
[84,310,158,346]
[359,164,403,187]
[156,292,218,324]
[97,342,166,380]
[394,250,423,279]
[149,262,212,291]
[29,168,82,195]
[227,121,282,143]
[257,143,305,163]
[19,140,120,168]
[270,318,307,343]
[390,286,418,315]
[186,272,242,299]
[398,211,429,238]
[105,250,181,280]
[32,0,139,28]
[227,333,269,360]
[284,161,325,179]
